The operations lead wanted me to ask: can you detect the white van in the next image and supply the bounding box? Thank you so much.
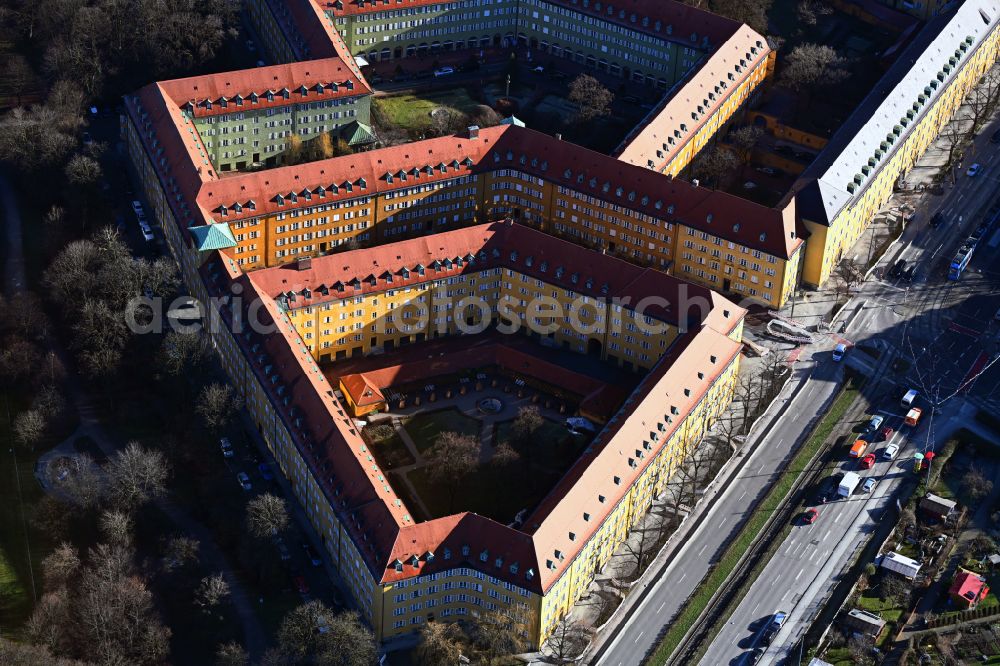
[901,389,918,408]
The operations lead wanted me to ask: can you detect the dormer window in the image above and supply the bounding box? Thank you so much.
[461,545,470,556]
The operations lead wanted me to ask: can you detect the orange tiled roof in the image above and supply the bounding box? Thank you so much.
[617,25,770,171]
[157,58,371,118]
[212,221,745,593]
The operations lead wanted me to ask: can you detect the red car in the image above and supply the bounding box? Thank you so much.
[293,576,310,595]
[880,426,894,442]
[860,453,876,470]
[803,508,819,524]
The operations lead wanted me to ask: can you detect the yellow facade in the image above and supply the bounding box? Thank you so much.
[800,25,1000,287]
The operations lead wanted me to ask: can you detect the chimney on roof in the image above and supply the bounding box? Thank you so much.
[468,125,480,139]
[555,133,562,141]
[297,257,312,271]
[692,179,700,187]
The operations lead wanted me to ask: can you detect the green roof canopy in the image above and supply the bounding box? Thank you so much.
[189,223,237,251]
[342,121,376,146]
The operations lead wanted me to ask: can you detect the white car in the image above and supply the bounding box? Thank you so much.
[832,343,847,361]
[131,200,144,214]
[433,66,455,77]
[862,477,877,493]
[220,437,234,458]
[139,221,154,242]
[967,163,981,177]
[882,443,899,460]
[237,471,252,491]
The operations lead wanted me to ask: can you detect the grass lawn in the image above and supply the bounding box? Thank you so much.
[494,417,587,470]
[363,423,415,470]
[404,408,481,454]
[375,89,482,132]
[406,462,562,524]
[0,437,48,638]
[651,373,865,665]
[856,588,904,623]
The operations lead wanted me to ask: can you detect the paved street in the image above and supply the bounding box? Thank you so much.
[698,116,1000,666]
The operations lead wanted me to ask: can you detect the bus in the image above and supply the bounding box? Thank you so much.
[949,242,975,280]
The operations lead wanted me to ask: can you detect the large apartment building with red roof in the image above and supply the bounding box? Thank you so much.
[196,220,745,645]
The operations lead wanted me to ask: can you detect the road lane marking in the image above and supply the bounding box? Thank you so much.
[823,529,831,541]
[719,517,728,529]
[698,543,709,557]
[679,572,687,584]
[634,631,644,643]
[657,601,666,613]
[739,490,747,501]
[795,568,804,581]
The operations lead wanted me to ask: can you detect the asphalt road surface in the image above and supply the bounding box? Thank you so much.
[699,118,1000,666]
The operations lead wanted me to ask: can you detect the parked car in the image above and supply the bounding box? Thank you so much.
[743,181,758,190]
[862,477,877,493]
[755,166,781,176]
[832,343,847,361]
[302,543,322,567]
[930,212,945,228]
[131,200,144,216]
[139,222,154,242]
[880,426,895,442]
[860,453,876,470]
[967,163,982,177]
[532,65,544,73]
[764,611,787,644]
[883,443,899,460]
[433,66,455,77]
[901,265,915,282]
[803,508,819,524]
[237,471,252,491]
[888,259,907,278]
[220,437,234,458]
[258,462,274,481]
[867,415,885,432]
[293,576,310,595]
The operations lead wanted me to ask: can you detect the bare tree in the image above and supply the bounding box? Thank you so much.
[690,146,739,188]
[568,74,614,122]
[414,620,465,666]
[65,154,101,187]
[59,453,103,510]
[966,69,1000,134]
[14,409,47,449]
[279,602,376,666]
[425,431,480,510]
[491,441,521,469]
[546,615,590,662]
[103,442,169,512]
[99,510,134,547]
[246,493,290,539]
[41,543,81,592]
[780,44,849,96]
[196,382,243,434]
[0,636,89,666]
[162,535,200,573]
[730,125,763,163]
[796,0,832,25]
[847,634,875,665]
[216,641,249,666]
[961,468,993,505]
[473,607,530,661]
[194,574,231,612]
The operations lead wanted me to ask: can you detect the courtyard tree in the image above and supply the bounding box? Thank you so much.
[103,441,170,512]
[780,44,850,99]
[491,441,521,469]
[730,125,763,163]
[690,146,739,188]
[415,620,465,666]
[796,0,833,26]
[425,431,480,510]
[196,382,243,434]
[568,74,613,123]
[246,493,290,539]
